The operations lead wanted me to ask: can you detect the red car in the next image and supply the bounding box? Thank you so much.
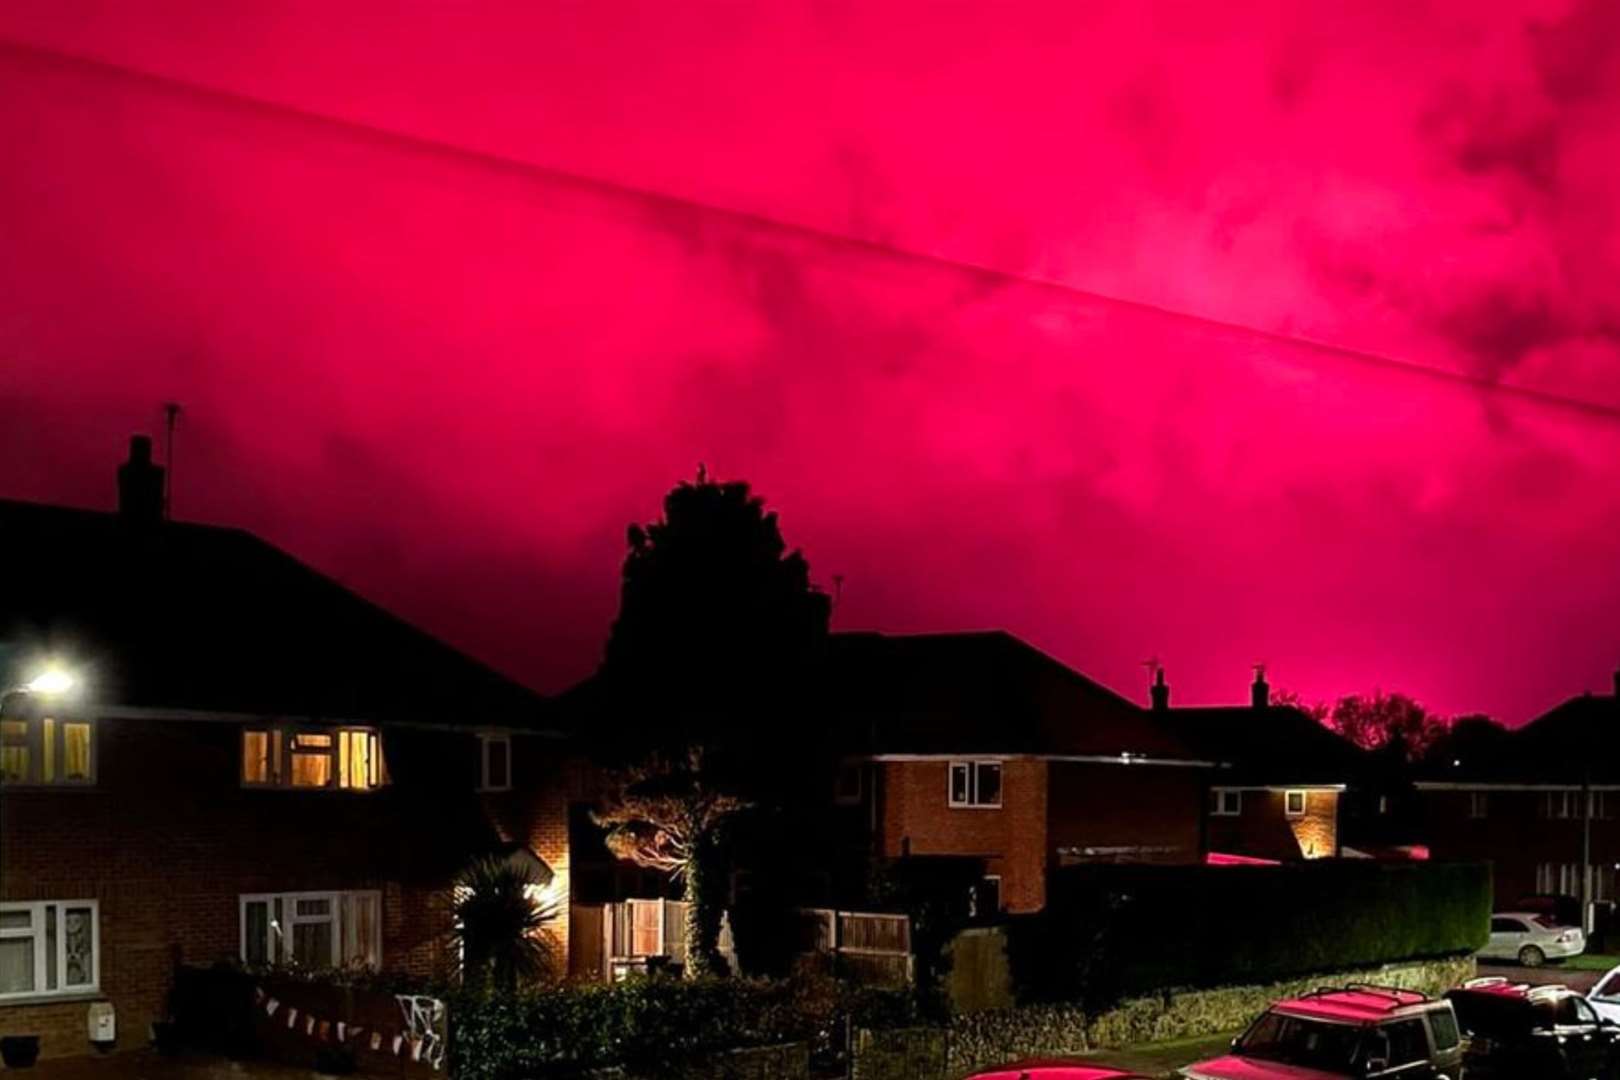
[966,1062,1151,1080]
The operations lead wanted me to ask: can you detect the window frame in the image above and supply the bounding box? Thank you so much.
[947,760,1003,809]
[1210,788,1242,816]
[0,714,96,788]
[1284,790,1307,818]
[0,899,100,1001]
[974,875,1003,918]
[1468,792,1488,819]
[241,724,383,791]
[238,890,382,970]
[478,733,513,793]
[832,763,864,806]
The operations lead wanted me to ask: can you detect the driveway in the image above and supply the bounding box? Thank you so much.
[1476,961,1603,993]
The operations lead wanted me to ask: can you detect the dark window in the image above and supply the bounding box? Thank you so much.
[1555,995,1599,1027]
[1382,1019,1428,1066]
[948,761,1002,807]
[974,876,1001,916]
[833,764,863,804]
[1491,917,1523,934]
[1285,790,1307,816]
[949,763,970,805]
[1428,1008,1460,1050]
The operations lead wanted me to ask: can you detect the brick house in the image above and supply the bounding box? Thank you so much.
[1155,667,1364,863]
[1415,673,1620,916]
[825,632,1218,913]
[0,439,573,1058]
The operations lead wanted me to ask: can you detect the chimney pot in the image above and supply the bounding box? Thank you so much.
[1251,665,1270,710]
[117,434,165,525]
[1150,667,1170,711]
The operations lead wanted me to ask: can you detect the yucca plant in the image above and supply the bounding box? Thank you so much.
[451,855,558,992]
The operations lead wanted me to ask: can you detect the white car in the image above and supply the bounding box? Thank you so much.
[1478,911,1585,966]
[1590,964,1620,1025]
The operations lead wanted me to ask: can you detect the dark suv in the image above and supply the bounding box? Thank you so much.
[1181,985,1463,1079]
[1446,977,1620,1079]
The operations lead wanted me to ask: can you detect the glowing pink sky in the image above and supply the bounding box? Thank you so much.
[3,1,1619,722]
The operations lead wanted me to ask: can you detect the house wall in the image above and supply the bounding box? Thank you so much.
[0,715,572,1059]
[875,760,1049,912]
[1419,788,1620,907]
[1207,789,1339,862]
[1045,763,1206,867]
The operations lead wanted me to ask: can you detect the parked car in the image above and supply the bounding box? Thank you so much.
[1516,893,1583,928]
[967,1064,1148,1080]
[1446,976,1620,1078]
[1180,985,1463,1079]
[1480,911,1586,966]
[1586,963,1620,1026]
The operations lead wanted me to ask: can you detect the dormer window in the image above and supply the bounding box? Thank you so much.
[0,715,95,787]
[479,733,511,792]
[242,726,382,790]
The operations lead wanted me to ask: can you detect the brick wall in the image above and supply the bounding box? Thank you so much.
[1045,762,1206,866]
[877,760,1049,912]
[1207,788,1338,862]
[0,715,574,1058]
[1420,787,1620,905]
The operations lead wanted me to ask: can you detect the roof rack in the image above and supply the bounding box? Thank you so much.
[1344,983,1430,1005]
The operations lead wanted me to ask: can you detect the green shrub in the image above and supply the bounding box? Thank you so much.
[1008,861,1490,1004]
[447,973,917,1080]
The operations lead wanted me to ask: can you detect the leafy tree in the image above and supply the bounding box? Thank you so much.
[1324,690,1447,760]
[451,855,558,992]
[593,748,752,978]
[601,467,832,753]
[1423,713,1510,770]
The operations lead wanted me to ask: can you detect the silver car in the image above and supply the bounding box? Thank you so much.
[1478,912,1585,966]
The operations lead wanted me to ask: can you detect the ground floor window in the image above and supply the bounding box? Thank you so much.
[0,900,98,1000]
[240,891,382,971]
[970,875,1002,918]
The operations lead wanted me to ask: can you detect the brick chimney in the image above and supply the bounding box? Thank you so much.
[1251,664,1270,709]
[1150,667,1170,711]
[117,434,165,525]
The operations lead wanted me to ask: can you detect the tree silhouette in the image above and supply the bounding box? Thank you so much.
[591,470,833,975]
[1324,691,1447,760]
[602,467,832,754]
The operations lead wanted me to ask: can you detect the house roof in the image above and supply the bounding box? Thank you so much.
[0,497,550,728]
[1160,703,1368,786]
[1419,692,1620,785]
[824,630,1202,760]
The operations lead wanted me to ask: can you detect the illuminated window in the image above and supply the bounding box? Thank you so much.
[1284,790,1307,817]
[242,726,381,790]
[0,901,98,1000]
[948,761,1002,808]
[478,733,511,792]
[240,891,381,970]
[0,716,94,786]
[1210,788,1242,816]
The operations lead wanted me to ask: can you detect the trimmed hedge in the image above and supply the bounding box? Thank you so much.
[448,975,915,1080]
[1009,861,1490,1003]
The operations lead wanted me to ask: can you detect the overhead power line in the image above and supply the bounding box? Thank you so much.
[3,36,1619,423]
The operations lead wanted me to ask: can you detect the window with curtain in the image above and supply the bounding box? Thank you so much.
[0,716,95,786]
[241,726,382,790]
[0,901,99,1000]
[239,891,382,970]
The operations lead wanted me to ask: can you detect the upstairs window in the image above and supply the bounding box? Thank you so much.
[479,733,511,792]
[833,763,864,805]
[0,716,94,787]
[1469,792,1489,819]
[948,761,1002,808]
[242,726,382,790]
[0,901,99,1000]
[1210,788,1242,816]
[1545,790,1579,819]
[1284,790,1307,817]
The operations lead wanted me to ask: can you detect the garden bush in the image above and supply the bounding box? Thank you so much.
[1008,860,1490,1004]
[448,973,916,1080]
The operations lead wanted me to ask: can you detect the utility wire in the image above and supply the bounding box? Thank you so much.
[4,36,1619,423]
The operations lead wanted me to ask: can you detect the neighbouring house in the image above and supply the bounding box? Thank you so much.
[1154,666,1367,863]
[823,631,1220,914]
[1415,672,1620,915]
[0,437,575,1058]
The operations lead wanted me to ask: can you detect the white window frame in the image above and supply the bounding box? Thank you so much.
[1210,788,1242,816]
[1546,790,1579,819]
[478,733,512,793]
[947,761,1003,809]
[0,900,100,1001]
[1469,792,1488,819]
[1284,790,1307,818]
[239,890,382,970]
[0,715,96,787]
[241,725,383,791]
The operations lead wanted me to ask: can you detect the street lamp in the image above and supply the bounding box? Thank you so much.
[23,667,76,696]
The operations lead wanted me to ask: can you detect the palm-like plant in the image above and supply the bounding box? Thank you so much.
[451,855,557,992]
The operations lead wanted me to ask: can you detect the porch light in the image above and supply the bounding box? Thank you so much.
[25,667,78,696]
